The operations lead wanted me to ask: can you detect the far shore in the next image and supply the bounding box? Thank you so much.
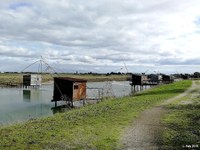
[0,73,130,87]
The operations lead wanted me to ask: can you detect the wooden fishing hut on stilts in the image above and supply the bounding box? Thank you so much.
[130,74,159,93]
[23,74,42,88]
[130,74,148,93]
[162,74,173,84]
[52,77,87,107]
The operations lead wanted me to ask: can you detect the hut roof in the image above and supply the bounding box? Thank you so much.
[54,77,87,82]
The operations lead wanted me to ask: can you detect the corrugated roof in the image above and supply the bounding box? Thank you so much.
[54,77,87,82]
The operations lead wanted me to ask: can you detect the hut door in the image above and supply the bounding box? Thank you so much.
[73,84,79,100]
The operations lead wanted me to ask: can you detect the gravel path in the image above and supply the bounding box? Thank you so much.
[120,81,196,150]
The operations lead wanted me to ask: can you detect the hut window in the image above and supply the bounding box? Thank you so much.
[74,85,78,89]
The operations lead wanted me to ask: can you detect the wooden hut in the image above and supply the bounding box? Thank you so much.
[52,77,87,106]
[162,74,173,83]
[148,74,162,84]
[130,74,148,86]
[23,74,42,88]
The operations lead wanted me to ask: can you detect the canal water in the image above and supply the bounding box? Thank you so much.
[0,81,132,125]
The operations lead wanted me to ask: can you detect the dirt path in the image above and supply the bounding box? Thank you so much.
[120,81,197,150]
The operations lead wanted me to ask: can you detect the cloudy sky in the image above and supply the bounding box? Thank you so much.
[0,0,200,74]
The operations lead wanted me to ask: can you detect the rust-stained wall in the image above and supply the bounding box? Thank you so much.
[53,77,87,102]
[73,82,87,100]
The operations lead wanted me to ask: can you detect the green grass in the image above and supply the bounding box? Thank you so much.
[162,82,200,149]
[162,105,200,149]
[0,80,191,149]
[0,73,22,85]
[57,74,129,82]
[0,73,129,86]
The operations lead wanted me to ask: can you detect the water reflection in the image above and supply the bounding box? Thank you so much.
[0,85,54,125]
[23,89,37,102]
[0,81,132,125]
[23,90,31,102]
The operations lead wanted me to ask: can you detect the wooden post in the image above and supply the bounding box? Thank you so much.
[131,85,133,94]
[71,100,74,108]
[83,99,86,106]
[98,90,101,101]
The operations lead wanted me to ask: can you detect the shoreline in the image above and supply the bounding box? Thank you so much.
[0,77,130,87]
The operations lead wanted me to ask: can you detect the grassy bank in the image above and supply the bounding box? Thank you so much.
[0,73,129,86]
[162,81,200,149]
[0,80,191,149]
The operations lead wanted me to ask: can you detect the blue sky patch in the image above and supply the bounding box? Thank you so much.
[194,17,200,25]
[9,2,32,10]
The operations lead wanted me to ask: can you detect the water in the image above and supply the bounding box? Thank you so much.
[0,81,131,125]
[0,85,54,125]
[87,81,131,98]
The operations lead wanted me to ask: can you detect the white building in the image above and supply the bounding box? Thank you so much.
[23,74,42,87]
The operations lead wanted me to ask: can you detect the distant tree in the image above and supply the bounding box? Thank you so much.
[88,72,93,75]
[193,72,200,78]
[181,73,191,79]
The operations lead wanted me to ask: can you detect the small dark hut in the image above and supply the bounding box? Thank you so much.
[181,74,190,80]
[131,74,148,86]
[52,77,87,106]
[162,74,172,83]
[148,74,162,84]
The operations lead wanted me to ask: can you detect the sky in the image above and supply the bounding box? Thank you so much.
[0,0,200,74]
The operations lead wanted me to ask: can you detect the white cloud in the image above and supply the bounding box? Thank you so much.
[0,0,200,73]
